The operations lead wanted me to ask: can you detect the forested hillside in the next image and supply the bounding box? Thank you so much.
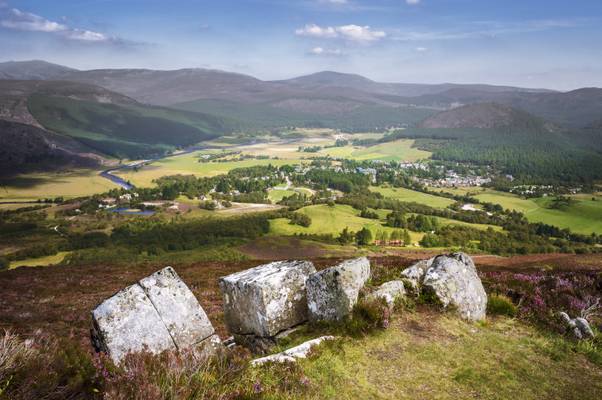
[382,104,602,184]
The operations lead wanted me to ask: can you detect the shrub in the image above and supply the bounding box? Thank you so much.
[289,212,312,227]
[487,294,518,317]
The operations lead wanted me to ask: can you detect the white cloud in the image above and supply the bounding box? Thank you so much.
[415,47,428,52]
[0,7,113,43]
[1,8,67,32]
[310,46,343,56]
[295,23,338,38]
[406,0,421,5]
[322,0,348,4]
[296,23,386,43]
[337,24,386,42]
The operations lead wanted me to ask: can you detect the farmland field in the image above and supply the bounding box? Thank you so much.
[0,170,118,201]
[319,139,431,162]
[470,190,602,234]
[270,204,501,243]
[114,152,304,187]
[371,186,455,209]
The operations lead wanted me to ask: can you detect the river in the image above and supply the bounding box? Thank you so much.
[98,145,214,190]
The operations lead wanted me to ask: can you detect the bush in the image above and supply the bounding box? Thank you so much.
[487,294,518,317]
[289,212,312,227]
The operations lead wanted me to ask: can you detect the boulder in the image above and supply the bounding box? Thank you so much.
[306,257,371,322]
[139,267,215,348]
[92,267,219,364]
[251,336,335,366]
[401,257,434,291]
[219,260,317,338]
[367,280,406,308]
[422,253,487,321]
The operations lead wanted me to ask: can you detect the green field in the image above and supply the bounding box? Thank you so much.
[270,204,499,243]
[267,189,297,203]
[0,170,118,201]
[9,251,71,270]
[115,152,304,187]
[474,191,602,234]
[371,186,455,209]
[319,139,431,162]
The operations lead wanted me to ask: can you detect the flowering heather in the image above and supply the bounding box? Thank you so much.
[480,270,602,331]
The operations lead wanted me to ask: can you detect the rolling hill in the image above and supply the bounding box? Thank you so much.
[418,102,555,131]
[0,79,240,161]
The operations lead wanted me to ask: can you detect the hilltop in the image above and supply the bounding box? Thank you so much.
[418,102,554,131]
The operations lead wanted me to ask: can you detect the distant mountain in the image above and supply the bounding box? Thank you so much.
[1,60,601,130]
[0,120,99,175]
[275,71,554,97]
[418,103,554,131]
[0,60,76,80]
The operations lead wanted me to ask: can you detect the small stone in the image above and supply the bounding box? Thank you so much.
[251,336,335,366]
[367,280,406,308]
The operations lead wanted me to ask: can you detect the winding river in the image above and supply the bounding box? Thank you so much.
[99,145,214,190]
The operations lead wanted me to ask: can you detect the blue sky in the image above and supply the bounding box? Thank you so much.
[1,0,601,89]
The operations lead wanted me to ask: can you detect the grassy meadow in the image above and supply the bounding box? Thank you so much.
[115,153,303,187]
[371,186,455,209]
[0,170,118,201]
[435,189,602,235]
[270,204,501,243]
[319,139,431,162]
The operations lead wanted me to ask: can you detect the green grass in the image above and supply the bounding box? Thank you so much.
[294,314,602,399]
[268,204,499,244]
[473,190,602,234]
[429,187,602,235]
[115,152,303,187]
[371,186,455,209]
[9,251,71,270]
[268,189,297,203]
[319,139,431,162]
[0,170,119,201]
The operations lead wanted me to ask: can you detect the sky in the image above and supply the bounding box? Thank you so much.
[1,0,601,90]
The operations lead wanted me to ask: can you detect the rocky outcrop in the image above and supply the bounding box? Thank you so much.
[91,267,220,364]
[219,260,316,339]
[422,253,487,321]
[251,336,335,366]
[306,257,371,322]
[367,280,406,308]
[559,312,595,340]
